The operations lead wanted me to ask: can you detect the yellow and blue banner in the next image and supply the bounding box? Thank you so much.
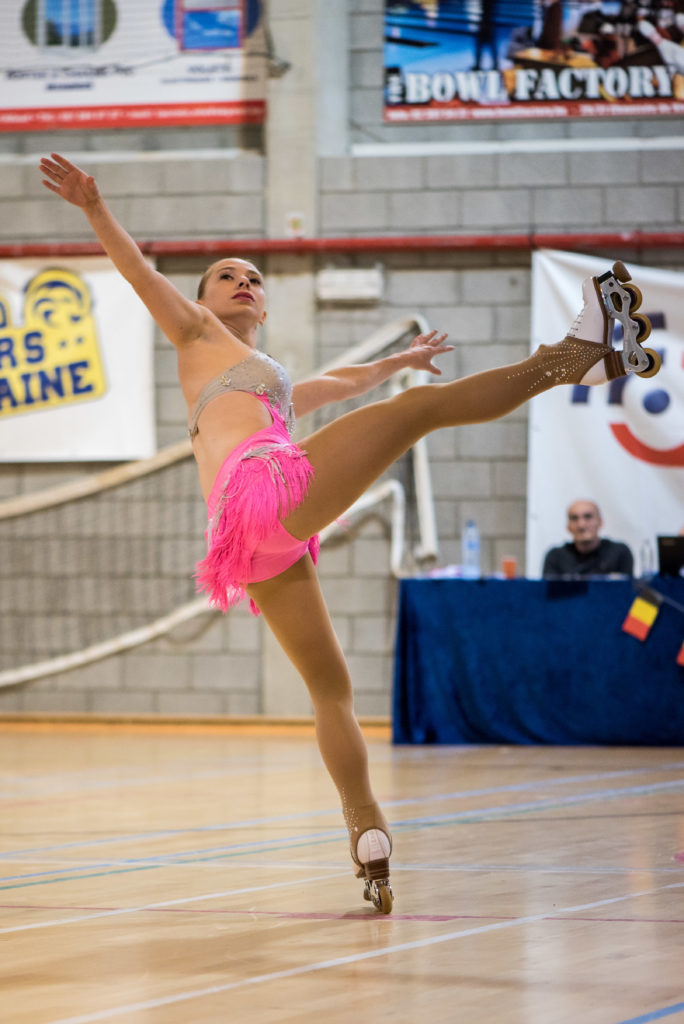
[0,267,107,419]
[0,258,155,461]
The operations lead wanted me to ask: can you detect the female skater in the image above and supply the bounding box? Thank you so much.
[39,152,653,914]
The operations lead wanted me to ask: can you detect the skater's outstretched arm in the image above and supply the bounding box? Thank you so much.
[293,330,452,417]
[39,153,205,348]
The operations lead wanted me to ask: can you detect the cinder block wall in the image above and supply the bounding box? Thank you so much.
[0,0,682,719]
[319,148,684,235]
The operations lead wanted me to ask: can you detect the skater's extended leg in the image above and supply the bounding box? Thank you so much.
[246,555,393,911]
[283,359,596,541]
[283,358,550,541]
[284,260,654,541]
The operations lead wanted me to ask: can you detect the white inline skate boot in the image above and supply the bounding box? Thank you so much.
[570,260,659,383]
[353,827,393,914]
[518,260,660,391]
[344,799,393,914]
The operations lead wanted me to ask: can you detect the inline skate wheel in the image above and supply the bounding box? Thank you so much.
[632,313,651,344]
[636,348,661,378]
[622,282,642,313]
[612,260,631,282]
[364,878,393,914]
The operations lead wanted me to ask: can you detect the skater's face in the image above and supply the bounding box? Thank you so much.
[567,500,602,551]
[197,259,267,329]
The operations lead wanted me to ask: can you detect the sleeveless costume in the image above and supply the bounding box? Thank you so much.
[189,351,319,615]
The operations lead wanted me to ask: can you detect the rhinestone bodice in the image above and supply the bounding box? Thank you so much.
[188,351,295,439]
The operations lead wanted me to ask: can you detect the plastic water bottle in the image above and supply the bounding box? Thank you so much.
[639,539,655,579]
[461,519,481,579]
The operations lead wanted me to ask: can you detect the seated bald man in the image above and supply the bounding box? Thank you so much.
[542,500,634,578]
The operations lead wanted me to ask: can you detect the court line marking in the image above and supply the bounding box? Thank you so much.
[3,763,683,859]
[396,778,684,828]
[615,1002,684,1024]
[2,857,682,876]
[2,776,684,889]
[43,882,684,1024]
[3,901,684,926]
[0,870,350,935]
[5,776,684,882]
[0,831,345,887]
[0,759,313,807]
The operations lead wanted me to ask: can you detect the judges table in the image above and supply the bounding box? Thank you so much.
[393,577,684,745]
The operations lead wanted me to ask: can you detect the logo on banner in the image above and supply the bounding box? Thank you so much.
[161,0,263,51]
[570,311,684,467]
[21,0,117,50]
[0,268,107,419]
[384,1,684,121]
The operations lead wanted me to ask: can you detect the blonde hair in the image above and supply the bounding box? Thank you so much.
[196,258,263,300]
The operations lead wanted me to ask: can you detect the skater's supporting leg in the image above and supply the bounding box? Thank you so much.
[246,555,391,871]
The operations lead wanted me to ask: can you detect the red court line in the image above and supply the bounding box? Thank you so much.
[2,903,683,925]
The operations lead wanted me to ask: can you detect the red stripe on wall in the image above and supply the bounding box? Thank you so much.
[0,102,266,132]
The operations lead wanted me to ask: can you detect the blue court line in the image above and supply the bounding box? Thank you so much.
[615,1002,684,1024]
[0,760,280,802]
[0,832,347,892]
[390,777,684,830]
[3,778,684,884]
[3,764,682,861]
[0,828,347,884]
[0,814,340,860]
[2,775,684,891]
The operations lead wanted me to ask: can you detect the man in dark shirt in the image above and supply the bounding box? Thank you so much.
[542,499,634,577]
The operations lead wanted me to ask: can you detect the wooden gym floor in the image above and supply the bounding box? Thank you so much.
[1,720,683,1024]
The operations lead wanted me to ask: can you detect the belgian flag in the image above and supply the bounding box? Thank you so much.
[622,587,662,641]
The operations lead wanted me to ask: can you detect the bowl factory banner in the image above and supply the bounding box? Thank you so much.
[384,1,684,122]
[526,250,684,579]
[0,258,156,460]
[0,0,266,132]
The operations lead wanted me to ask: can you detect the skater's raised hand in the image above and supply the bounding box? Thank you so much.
[404,330,453,375]
[40,151,205,348]
[40,153,100,209]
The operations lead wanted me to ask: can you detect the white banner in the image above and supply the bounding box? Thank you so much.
[527,250,684,578]
[0,1,266,132]
[0,258,156,460]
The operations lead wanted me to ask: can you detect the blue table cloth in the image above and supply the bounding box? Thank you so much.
[393,577,684,745]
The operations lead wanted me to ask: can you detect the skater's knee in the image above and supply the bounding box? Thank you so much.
[387,383,440,433]
[307,668,354,708]
[390,383,434,408]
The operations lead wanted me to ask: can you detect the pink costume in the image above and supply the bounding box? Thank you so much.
[189,352,319,615]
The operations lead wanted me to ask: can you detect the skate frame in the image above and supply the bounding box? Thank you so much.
[598,269,651,374]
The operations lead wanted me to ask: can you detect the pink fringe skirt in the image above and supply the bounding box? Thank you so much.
[194,416,319,615]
